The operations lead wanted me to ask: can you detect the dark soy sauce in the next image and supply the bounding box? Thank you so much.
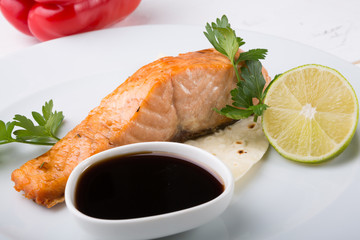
[75,152,224,220]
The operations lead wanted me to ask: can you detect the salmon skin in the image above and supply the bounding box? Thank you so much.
[11,49,271,208]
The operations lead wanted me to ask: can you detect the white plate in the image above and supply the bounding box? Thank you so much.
[0,25,359,240]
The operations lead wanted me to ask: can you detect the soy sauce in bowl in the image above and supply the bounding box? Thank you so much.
[65,142,234,239]
[75,152,224,220]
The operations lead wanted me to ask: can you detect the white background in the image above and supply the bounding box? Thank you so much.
[1,0,360,66]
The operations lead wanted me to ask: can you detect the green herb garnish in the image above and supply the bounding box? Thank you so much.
[204,15,269,122]
[0,100,64,146]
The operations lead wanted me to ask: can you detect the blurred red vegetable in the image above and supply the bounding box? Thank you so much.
[0,0,141,41]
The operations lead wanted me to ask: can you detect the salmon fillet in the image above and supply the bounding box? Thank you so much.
[12,49,271,208]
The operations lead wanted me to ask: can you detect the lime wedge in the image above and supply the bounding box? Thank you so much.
[262,64,359,163]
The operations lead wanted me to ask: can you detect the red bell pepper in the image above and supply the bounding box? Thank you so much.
[0,0,141,41]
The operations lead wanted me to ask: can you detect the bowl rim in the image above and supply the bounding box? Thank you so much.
[64,141,234,224]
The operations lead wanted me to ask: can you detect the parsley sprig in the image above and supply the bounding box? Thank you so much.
[0,100,64,146]
[204,15,269,122]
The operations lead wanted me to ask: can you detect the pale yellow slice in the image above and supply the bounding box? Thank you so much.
[262,64,359,163]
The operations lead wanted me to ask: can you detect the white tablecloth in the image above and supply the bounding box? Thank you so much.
[1,0,360,66]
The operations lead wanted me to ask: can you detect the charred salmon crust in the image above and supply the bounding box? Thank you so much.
[11,49,271,208]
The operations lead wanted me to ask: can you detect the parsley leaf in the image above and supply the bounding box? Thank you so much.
[230,83,253,109]
[214,105,254,119]
[0,100,64,146]
[236,49,268,63]
[217,60,269,121]
[0,121,16,145]
[204,15,244,60]
[204,15,269,122]
[240,60,267,101]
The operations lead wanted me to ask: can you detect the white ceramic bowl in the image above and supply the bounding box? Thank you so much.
[65,142,234,240]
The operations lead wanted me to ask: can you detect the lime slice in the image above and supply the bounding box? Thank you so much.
[262,64,359,163]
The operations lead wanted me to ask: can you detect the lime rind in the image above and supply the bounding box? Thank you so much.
[262,64,359,163]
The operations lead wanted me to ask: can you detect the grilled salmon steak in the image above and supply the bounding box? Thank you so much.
[12,49,271,208]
